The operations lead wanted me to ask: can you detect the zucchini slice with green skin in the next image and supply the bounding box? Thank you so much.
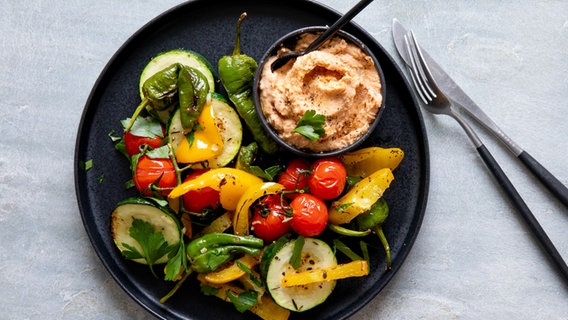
[265,238,337,312]
[167,96,242,168]
[139,49,216,98]
[110,197,182,265]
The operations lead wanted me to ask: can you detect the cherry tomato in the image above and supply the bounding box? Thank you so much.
[123,127,165,157]
[133,155,177,196]
[182,169,221,214]
[308,157,347,200]
[278,159,311,198]
[290,194,328,237]
[251,194,291,242]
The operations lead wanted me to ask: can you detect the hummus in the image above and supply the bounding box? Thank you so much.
[259,32,383,153]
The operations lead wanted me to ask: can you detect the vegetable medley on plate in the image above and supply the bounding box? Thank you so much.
[109,13,404,319]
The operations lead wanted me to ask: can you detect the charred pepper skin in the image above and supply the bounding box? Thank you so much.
[126,63,210,132]
[218,12,279,154]
[186,233,264,273]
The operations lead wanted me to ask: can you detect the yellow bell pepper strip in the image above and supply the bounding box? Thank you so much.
[168,168,263,211]
[175,102,224,163]
[281,260,369,287]
[233,182,285,236]
[339,147,404,178]
[203,254,259,284]
[328,168,394,225]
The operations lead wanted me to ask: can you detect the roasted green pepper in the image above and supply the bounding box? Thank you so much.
[125,63,210,132]
[218,13,279,154]
[186,233,264,273]
[328,198,392,270]
[357,198,391,270]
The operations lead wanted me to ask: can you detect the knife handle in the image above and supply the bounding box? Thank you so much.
[476,144,568,283]
[518,151,568,209]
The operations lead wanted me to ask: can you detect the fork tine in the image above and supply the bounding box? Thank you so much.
[409,31,439,98]
[404,33,432,104]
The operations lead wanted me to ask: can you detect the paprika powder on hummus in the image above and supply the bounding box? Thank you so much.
[258,32,383,153]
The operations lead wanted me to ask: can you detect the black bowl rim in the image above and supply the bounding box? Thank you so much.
[253,26,387,158]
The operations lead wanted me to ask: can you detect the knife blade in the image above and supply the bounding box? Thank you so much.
[392,18,568,209]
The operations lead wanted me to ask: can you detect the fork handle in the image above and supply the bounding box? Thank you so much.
[518,151,568,209]
[477,144,568,284]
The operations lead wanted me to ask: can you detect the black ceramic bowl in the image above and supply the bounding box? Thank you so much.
[253,26,386,158]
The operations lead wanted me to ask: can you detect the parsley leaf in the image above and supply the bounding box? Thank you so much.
[165,238,186,281]
[226,290,258,313]
[121,218,177,278]
[121,116,164,138]
[293,110,325,141]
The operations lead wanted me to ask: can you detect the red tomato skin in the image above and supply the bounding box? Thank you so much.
[251,195,291,242]
[308,157,347,200]
[182,169,221,213]
[290,194,328,237]
[124,129,164,156]
[134,156,177,196]
[278,159,311,198]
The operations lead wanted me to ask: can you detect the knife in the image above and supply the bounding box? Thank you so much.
[392,18,568,209]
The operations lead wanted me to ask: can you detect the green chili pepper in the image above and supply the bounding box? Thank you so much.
[328,198,392,270]
[236,142,258,169]
[218,12,279,154]
[178,65,210,130]
[190,245,262,273]
[356,198,391,270]
[186,233,264,273]
[356,198,389,230]
[142,63,180,111]
[125,63,210,132]
[186,232,264,257]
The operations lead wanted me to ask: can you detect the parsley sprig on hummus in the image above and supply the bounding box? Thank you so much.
[293,109,325,141]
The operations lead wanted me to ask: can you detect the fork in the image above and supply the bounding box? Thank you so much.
[404,31,568,283]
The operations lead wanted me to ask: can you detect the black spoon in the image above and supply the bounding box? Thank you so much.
[270,0,374,72]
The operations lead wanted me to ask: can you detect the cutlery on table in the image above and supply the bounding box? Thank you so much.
[393,20,568,283]
[392,18,568,210]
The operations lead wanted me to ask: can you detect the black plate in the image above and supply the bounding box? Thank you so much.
[74,0,429,319]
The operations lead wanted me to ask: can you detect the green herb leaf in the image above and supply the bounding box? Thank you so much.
[290,236,305,269]
[121,218,177,278]
[226,290,258,313]
[293,110,325,141]
[97,174,104,184]
[121,116,164,138]
[108,129,121,142]
[236,260,263,287]
[165,239,186,281]
[145,145,170,159]
[242,165,283,181]
[80,159,93,171]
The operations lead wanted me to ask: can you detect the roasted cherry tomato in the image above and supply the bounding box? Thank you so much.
[290,194,328,237]
[250,194,291,242]
[133,155,176,196]
[278,159,311,198]
[182,169,221,214]
[124,127,165,157]
[308,157,347,200]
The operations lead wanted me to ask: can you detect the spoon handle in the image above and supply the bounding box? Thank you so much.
[305,0,374,52]
[517,151,568,208]
[477,144,568,284]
